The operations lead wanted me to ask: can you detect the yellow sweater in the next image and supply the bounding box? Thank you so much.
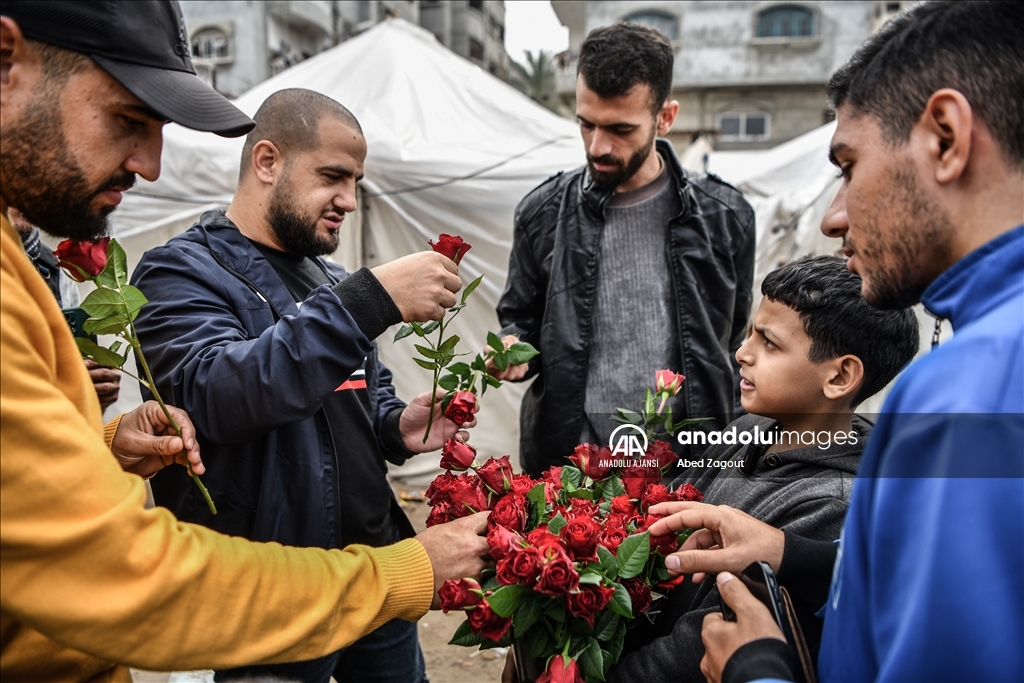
[0,216,434,681]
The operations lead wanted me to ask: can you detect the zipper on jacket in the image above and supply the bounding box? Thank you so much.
[322,409,345,548]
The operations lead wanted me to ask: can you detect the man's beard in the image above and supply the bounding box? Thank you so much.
[587,127,656,191]
[0,90,134,240]
[266,181,340,258]
[856,160,954,310]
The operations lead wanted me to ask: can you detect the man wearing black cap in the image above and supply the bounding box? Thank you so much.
[0,2,489,681]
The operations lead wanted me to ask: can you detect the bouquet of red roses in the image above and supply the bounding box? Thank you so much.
[427,374,704,682]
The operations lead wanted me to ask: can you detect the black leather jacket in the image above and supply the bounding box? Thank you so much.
[497,139,755,475]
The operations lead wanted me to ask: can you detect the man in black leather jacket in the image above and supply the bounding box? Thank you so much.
[489,23,755,475]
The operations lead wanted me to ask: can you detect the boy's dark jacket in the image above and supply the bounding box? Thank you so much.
[608,413,869,683]
[132,211,412,550]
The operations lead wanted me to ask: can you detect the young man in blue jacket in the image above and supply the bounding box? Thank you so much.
[648,2,1024,682]
[132,88,470,683]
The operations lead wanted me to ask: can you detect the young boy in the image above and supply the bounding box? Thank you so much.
[608,255,920,683]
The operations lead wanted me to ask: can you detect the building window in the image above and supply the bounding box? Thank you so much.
[469,0,484,11]
[468,37,484,61]
[756,6,815,38]
[623,11,678,41]
[190,26,232,64]
[717,113,771,141]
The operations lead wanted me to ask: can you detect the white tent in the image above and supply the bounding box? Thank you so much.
[110,18,584,483]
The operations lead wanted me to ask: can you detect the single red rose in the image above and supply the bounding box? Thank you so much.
[535,546,579,595]
[486,521,523,560]
[564,499,599,520]
[490,492,528,531]
[496,545,541,585]
[440,437,477,471]
[598,525,627,552]
[447,476,490,517]
[568,443,614,480]
[444,391,479,427]
[622,464,660,499]
[647,440,677,470]
[425,501,451,528]
[650,530,680,556]
[641,484,674,512]
[54,237,109,281]
[438,578,482,612]
[466,600,511,642]
[510,474,538,495]
[566,584,616,627]
[655,369,685,396]
[425,470,459,505]
[526,528,562,550]
[560,516,601,560]
[622,577,652,615]
[610,495,635,516]
[538,655,584,683]
[605,512,628,529]
[657,573,687,591]
[476,454,514,494]
[541,466,563,487]
[672,482,704,503]
[430,233,472,265]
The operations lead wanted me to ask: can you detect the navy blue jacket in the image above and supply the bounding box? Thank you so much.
[132,210,410,549]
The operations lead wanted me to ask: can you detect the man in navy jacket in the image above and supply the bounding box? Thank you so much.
[133,89,469,683]
[647,3,1024,682]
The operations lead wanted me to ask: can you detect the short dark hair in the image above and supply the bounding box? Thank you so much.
[239,88,362,180]
[762,256,919,406]
[827,1,1024,169]
[577,23,673,114]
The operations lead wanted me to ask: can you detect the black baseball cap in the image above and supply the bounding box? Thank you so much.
[3,0,254,137]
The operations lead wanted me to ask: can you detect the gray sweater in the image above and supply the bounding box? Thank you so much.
[608,413,869,683]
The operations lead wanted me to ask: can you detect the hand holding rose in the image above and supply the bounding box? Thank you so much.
[484,334,529,381]
[414,511,491,610]
[400,389,475,453]
[372,251,462,322]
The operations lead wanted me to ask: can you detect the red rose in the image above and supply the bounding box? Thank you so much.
[538,655,584,683]
[535,546,579,595]
[486,521,523,560]
[440,437,477,471]
[425,470,459,505]
[476,455,514,494]
[650,529,680,556]
[490,492,528,531]
[568,443,614,481]
[447,476,490,517]
[54,238,109,281]
[496,545,540,585]
[564,499,599,520]
[566,584,616,627]
[430,233,472,265]
[509,474,537,495]
[444,391,479,427]
[641,484,674,512]
[526,528,562,550]
[622,464,660,499]
[610,495,635,516]
[673,482,704,503]
[647,440,677,470]
[541,466,563,487]
[425,501,451,528]
[466,600,511,642]
[657,574,687,591]
[622,577,652,615]
[599,525,627,552]
[655,369,685,396]
[560,516,601,560]
[438,578,482,612]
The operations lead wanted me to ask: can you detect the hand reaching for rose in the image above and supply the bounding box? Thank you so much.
[414,511,491,609]
[372,252,462,322]
[110,400,204,479]
[484,334,529,381]
[401,389,476,453]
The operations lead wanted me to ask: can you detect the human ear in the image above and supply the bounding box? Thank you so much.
[657,100,680,136]
[250,140,282,185]
[1,17,31,93]
[918,89,973,186]
[822,355,864,403]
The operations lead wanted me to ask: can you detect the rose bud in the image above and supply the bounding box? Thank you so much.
[560,516,601,560]
[655,369,685,396]
[610,495,635,516]
[466,600,511,642]
[444,390,479,426]
[439,437,477,471]
[641,484,674,512]
[622,577,652,615]
[510,474,538,495]
[566,584,616,627]
[490,491,528,531]
[438,578,483,612]
[425,501,452,528]
[568,443,613,481]
[54,237,110,281]
[475,454,514,494]
[425,470,459,505]
[599,525,627,552]
[486,521,523,560]
[672,482,704,503]
[496,545,541,585]
[622,464,660,499]
[538,655,584,683]
[535,546,579,596]
[429,233,472,265]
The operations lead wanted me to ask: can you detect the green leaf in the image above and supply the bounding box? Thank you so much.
[471,355,487,373]
[578,572,603,586]
[504,341,539,366]
[413,358,436,370]
[604,477,626,498]
[487,584,529,618]
[448,362,472,377]
[486,331,504,353]
[567,489,594,500]
[525,624,551,660]
[513,597,545,637]
[493,353,509,372]
[527,483,547,507]
[438,334,461,356]
[394,325,415,342]
[609,619,628,661]
[438,374,460,391]
[80,287,127,320]
[481,574,500,593]
[461,274,484,304]
[421,320,440,335]
[595,611,620,641]
[615,407,643,424]
[561,465,582,490]
[597,545,619,579]
[484,374,502,389]
[107,239,129,287]
[83,314,130,336]
[414,344,441,360]
[74,337,127,369]
[410,321,426,336]
[581,636,605,682]
[609,583,633,618]
[120,284,148,316]
[616,532,651,580]
[448,619,484,647]
[547,512,568,536]
[545,600,567,622]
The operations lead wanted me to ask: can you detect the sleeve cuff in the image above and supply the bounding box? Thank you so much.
[722,638,796,683]
[367,538,434,628]
[777,530,838,611]
[331,267,402,341]
[104,414,124,450]
[380,407,415,465]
